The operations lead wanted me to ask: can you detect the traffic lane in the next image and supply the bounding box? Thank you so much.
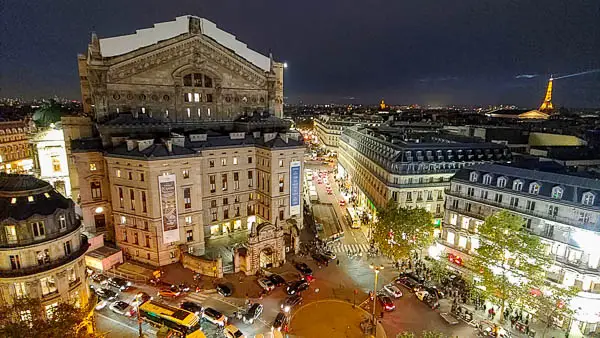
[95,305,157,338]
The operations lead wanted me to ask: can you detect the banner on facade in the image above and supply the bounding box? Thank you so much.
[290,161,301,215]
[158,174,180,244]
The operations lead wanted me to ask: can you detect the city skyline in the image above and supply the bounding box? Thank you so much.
[1,0,599,107]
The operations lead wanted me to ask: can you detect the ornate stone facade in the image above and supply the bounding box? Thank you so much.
[79,16,284,121]
[246,221,285,275]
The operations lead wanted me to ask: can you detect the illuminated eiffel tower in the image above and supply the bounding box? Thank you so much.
[539,77,554,112]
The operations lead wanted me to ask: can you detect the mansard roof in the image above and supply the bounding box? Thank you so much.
[456,163,600,208]
[98,15,271,72]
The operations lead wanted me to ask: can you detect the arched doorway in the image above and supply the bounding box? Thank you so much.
[259,248,274,268]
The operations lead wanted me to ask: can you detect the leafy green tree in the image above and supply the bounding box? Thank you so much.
[32,99,64,127]
[429,257,450,284]
[524,283,578,338]
[473,210,550,322]
[0,297,101,338]
[373,199,435,265]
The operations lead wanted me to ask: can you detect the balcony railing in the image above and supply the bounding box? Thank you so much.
[446,190,600,232]
[0,219,82,249]
[0,235,89,278]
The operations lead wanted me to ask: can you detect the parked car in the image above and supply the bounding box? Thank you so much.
[181,301,203,315]
[202,307,227,327]
[257,277,275,292]
[286,280,309,295]
[406,272,425,284]
[223,324,245,338]
[395,276,423,292]
[294,262,313,276]
[267,274,286,287]
[107,277,132,291]
[322,250,336,260]
[272,312,288,332]
[377,294,396,311]
[95,300,109,311]
[311,253,329,265]
[216,284,232,297]
[157,288,181,298]
[339,199,346,207]
[109,301,131,315]
[243,303,263,324]
[423,283,444,299]
[95,287,117,301]
[383,284,403,298]
[91,273,109,284]
[281,295,303,311]
[131,292,152,307]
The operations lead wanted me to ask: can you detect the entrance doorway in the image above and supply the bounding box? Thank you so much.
[94,214,106,231]
[259,248,274,268]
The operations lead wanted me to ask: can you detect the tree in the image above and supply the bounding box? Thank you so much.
[429,257,450,284]
[32,99,64,127]
[525,283,578,338]
[0,297,101,338]
[373,199,435,265]
[397,331,446,338]
[473,210,551,323]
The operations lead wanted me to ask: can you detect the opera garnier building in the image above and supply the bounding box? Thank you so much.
[0,174,90,317]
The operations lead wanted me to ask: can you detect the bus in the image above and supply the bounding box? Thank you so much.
[345,207,361,229]
[139,301,206,338]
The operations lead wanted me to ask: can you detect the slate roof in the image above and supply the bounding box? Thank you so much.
[454,163,600,208]
[0,175,71,221]
[106,142,197,159]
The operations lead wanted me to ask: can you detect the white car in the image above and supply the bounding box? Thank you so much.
[223,324,245,338]
[95,300,109,311]
[202,307,227,327]
[383,284,403,298]
[257,277,275,292]
[109,301,131,315]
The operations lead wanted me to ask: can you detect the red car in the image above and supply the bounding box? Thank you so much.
[378,294,396,311]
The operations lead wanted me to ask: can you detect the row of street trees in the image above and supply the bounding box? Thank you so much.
[371,200,578,336]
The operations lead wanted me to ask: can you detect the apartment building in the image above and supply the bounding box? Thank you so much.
[337,125,511,224]
[314,116,359,151]
[442,163,600,334]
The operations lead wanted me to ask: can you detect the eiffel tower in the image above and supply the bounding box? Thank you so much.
[539,77,554,112]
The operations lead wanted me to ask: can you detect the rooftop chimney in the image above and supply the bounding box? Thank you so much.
[165,140,173,153]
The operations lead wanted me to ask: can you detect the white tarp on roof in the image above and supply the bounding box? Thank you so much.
[98,15,271,72]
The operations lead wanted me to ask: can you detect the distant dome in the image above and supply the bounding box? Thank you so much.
[0,174,71,221]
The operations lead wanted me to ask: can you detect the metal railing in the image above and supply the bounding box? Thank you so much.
[0,235,89,277]
[446,189,600,232]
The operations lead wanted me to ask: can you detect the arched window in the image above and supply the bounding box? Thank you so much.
[551,186,563,199]
[482,174,492,185]
[469,172,478,182]
[513,180,523,191]
[182,73,213,88]
[497,177,507,188]
[582,192,596,206]
[529,182,541,195]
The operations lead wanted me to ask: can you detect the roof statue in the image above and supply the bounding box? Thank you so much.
[379,99,386,110]
[539,77,554,112]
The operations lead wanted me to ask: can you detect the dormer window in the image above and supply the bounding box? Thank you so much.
[469,172,479,182]
[529,182,541,195]
[582,192,596,206]
[551,186,563,199]
[513,180,523,191]
[482,174,492,185]
[497,177,507,188]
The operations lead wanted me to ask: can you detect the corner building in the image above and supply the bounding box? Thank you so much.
[70,16,303,274]
[442,163,600,334]
[0,175,90,316]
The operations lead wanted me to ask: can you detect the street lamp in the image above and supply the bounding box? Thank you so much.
[369,263,384,329]
[135,293,144,338]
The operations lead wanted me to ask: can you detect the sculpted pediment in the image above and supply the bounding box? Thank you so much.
[106,37,268,87]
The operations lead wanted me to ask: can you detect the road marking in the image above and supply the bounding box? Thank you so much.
[96,312,156,335]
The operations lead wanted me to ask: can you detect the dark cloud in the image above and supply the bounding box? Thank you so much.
[1,0,599,107]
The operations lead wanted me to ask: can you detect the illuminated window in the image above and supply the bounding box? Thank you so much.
[187,108,191,118]
[209,175,216,193]
[10,197,16,204]
[116,169,121,178]
[184,188,191,209]
[233,157,238,165]
[529,182,541,194]
[552,186,563,199]
[58,215,67,230]
[27,196,34,202]
[89,163,97,171]
[458,236,467,249]
[91,182,102,199]
[20,310,32,326]
[186,230,194,242]
[51,156,61,172]
[5,225,17,243]
[221,158,227,166]
[469,172,479,182]
[222,174,228,191]
[120,216,127,224]
[446,232,455,245]
[194,93,200,102]
[497,177,507,188]
[185,216,192,225]
[513,180,523,191]
[582,192,595,206]
[279,159,284,167]
[40,276,57,296]
[183,169,189,179]
[14,282,26,299]
[482,174,492,185]
[210,225,220,236]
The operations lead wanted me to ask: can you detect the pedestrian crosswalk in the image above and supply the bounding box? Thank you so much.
[327,243,370,255]
[184,291,210,303]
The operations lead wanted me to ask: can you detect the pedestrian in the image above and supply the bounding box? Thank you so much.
[336,259,340,266]
[380,311,384,318]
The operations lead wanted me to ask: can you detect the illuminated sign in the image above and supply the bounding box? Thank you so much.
[290,161,301,215]
[158,174,180,244]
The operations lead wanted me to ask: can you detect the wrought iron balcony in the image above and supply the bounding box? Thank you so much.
[0,235,89,278]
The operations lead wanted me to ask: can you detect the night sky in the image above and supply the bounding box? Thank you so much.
[2,0,599,107]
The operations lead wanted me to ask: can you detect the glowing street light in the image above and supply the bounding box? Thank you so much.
[369,263,384,329]
[283,62,288,69]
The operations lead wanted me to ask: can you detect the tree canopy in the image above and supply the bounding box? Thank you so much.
[0,297,100,338]
[473,210,551,322]
[32,99,64,127]
[524,282,578,337]
[373,199,435,262]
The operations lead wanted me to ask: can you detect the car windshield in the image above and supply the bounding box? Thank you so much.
[205,308,220,318]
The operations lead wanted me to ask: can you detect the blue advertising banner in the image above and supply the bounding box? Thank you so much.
[290,161,301,215]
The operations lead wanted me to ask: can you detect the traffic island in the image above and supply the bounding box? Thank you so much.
[289,299,386,338]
